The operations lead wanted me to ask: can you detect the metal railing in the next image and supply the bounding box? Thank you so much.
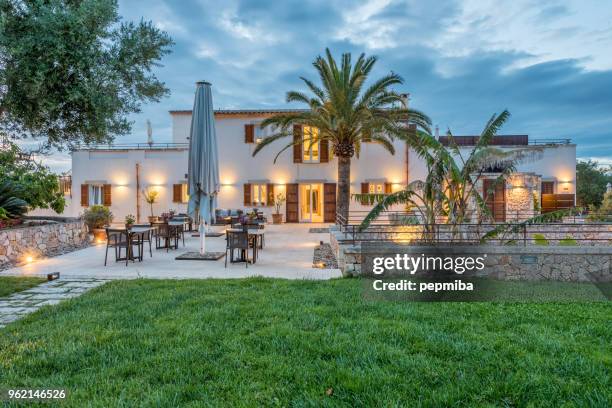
[334,210,612,246]
[528,138,572,145]
[72,142,189,151]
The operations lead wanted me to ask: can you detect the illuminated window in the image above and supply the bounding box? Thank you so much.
[89,185,103,205]
[59,176,71,196]
[181,183,189,203]
[303,126,320,163]
[368,183,385,194]
[252,184,267,206]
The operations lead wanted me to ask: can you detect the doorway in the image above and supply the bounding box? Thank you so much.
[299,183,323,222]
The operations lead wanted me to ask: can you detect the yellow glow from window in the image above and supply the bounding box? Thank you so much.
[303,126,320,162]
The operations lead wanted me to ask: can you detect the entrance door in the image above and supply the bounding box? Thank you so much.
[299,184,323,222]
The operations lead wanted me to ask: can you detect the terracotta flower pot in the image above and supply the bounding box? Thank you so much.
[92,228,107,243]
[272,214,283,224]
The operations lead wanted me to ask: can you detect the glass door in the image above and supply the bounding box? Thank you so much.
[299,184,323,222]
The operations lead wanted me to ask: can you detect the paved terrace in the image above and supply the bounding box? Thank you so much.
[1,224,341,280]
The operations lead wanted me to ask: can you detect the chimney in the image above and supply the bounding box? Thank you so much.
[399,93,410,109]
[146,119,153,146]
[435,125,439,138]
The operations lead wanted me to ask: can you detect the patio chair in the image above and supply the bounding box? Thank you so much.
[154,222,179,251]
[105,228,142,266]
[225,230,250,268]
[133,224,153,257]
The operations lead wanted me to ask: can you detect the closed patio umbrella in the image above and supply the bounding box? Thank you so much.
[187,81,220,255]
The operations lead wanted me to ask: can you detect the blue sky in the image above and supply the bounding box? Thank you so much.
[41,0,612,171]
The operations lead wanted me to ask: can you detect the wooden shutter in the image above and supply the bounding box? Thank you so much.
[173,184,182,203]
[285,183,298,222]
[102,184,112,206]
[360,182,369,205]
[384,182,392,194]
[293,125,302,163]
[541,181,554,195]
[243,183,252,206]
[320,139,329,163]
[80,184,89,207]
[266,183,274,206]
[323,183,337,223]
[483,179,505,222]
[245,124,254,143]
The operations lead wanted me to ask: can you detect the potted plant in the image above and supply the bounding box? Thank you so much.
[272,192,285,224]
[125,214,136,229]
[83,205,113,242]
[143,188,159,223]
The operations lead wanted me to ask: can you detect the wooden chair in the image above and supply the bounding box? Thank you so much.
[105,228,141,266]
[133,224,153,257]
[154,222,178,251]
[225,230,250,268]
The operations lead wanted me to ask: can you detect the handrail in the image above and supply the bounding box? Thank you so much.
[334,210,612,245]
[72,142,189,151]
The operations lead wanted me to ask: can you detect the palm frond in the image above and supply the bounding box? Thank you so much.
[480,208,583,244]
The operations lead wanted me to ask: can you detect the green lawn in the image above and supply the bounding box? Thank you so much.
[0,278,610,407]
[0,276,45,298]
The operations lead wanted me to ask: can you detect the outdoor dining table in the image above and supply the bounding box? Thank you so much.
[115,226,156,262]
[226,228,263,264]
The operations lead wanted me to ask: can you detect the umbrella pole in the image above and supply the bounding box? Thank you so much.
[199,219,206,255]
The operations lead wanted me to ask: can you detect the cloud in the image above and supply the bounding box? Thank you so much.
[36,0,611,173]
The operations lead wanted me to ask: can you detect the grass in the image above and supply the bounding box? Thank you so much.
[0,278,610,407]
[0,276,45,298]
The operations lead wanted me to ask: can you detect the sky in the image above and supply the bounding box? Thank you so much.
[39,0,612,172]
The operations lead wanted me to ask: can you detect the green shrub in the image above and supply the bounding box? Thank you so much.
[586,191,612,222]
[83,205,113,230]
[0,180,28,219]
[533,233,549,246]
[559,236,578,246]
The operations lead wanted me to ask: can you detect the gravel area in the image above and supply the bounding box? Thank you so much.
[313,243,338,269]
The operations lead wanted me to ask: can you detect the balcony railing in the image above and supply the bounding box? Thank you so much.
[72,142,189,151]
[438,135,571,147]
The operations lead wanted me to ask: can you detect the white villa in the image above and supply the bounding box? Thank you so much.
[48,106,576,224]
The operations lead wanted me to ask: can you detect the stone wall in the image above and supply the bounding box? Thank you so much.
[330,227,612,282]
[0,219,89,268]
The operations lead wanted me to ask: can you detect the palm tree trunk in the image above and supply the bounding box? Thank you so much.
[337,156,351,224]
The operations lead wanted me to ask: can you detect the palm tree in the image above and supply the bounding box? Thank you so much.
[252,49,431,223]
[357,110,544,241]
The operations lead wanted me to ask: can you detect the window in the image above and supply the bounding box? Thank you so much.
[255,126,264,144]
[181,183,189,203]
[252,184,267,206]
[89,185,103,206]
[303,126,320,162]
[59,176,71,196]
[368,183,385,194]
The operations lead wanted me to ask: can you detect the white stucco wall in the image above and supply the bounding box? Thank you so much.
[44,111,576,223]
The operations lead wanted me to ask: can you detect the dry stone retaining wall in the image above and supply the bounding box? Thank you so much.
[0,219,88,268]
[330,226,612,282]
